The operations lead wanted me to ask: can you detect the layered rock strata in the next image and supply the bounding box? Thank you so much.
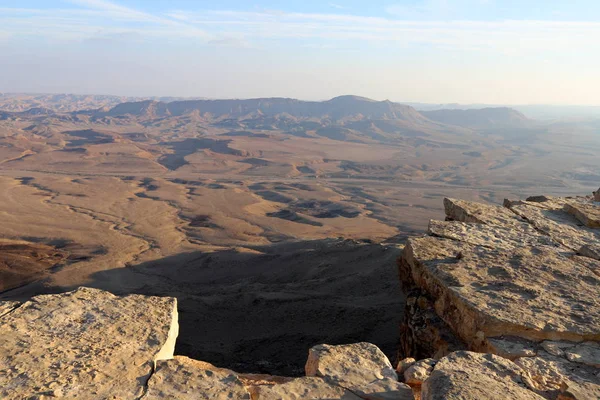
[398,193,600,399]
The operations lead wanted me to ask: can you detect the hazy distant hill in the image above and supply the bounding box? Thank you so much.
[421,107,530,129]
[104,95,433,124]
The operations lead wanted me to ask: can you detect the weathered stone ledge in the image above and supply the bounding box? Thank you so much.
[397,191,600,399]
[1,190,599,399]
[0,288,414,399]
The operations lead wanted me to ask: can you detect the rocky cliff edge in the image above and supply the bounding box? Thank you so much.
[1,191,599,399]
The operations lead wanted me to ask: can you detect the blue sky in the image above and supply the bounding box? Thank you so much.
[1,0,599,104]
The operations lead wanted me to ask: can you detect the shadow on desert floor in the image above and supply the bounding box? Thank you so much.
[10,238,405,376]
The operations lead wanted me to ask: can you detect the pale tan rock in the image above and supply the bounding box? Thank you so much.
[541,340,576,357]
[143,356,251,399]
[0,301,19,318]
[0,287,178,400]
[564,202,600,228]
[352,377,414,400]
[305,342,398,388]
[443,197,531,231]
[404,358,436,385]
[515,350,600,399]
[571,254,600,277]
[564,342,600,368]
[253,377,361,399]
[579,244,600,260]
[421,351,544,400]
[507,200,598,251]
[403,236,600,344]
[305,343,411,399]
[396,357,416,377]
[238,372,295,387]
[485,336,537,360]
[428,219,554,251]
[558,380,600,400]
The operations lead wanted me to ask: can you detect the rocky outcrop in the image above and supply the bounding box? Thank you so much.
[143,357,252,399]
[1,191,598,399]
[0,287,178,399]
[0,288,412,399]
[398,193,600,399]
[422,351,545,400]
[305,342,413,400]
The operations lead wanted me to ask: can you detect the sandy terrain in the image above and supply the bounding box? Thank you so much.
[0,97,598,373]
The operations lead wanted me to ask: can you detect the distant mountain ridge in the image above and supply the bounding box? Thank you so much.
[421,107,530,128]
[103,95,433,123]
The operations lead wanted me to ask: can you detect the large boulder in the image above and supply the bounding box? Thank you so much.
[0,287,178,399]
[143,356,251,399]
[403,358,437,385]
[402,236,600,345]
[305,342,413,400]
[305,342,398,385]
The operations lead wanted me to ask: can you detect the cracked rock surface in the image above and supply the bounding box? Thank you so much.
[0,287,178,399]
[400,193,600,400]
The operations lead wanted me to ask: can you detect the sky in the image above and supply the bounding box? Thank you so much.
[0,0,599,105]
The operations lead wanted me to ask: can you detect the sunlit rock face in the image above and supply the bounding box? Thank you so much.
[0,287,178,399]
[1,191,599,399]
[398,192,600,400]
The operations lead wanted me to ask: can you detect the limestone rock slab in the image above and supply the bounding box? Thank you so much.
[507,200,598,251]
[305,342,411,399]
[253,377,361,399]
[571,254,600,277]
[404,358,437,385]
[305,342,398,387]
[421,351,544,400]
[403,236,600,343]
[564,342,600,368]
[0,287,178,400]
[579,244,600,260]
[143,356,251,399]
[515,350,600,399]
[428,219,555,251]
[484,336,537,360]
[564,202,600,228]
[443,197,532,231]
[352,378,413,400]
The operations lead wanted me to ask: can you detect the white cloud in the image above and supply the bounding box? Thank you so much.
[0,2,599,56]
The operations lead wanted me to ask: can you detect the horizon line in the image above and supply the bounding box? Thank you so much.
[1,90,599,108]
